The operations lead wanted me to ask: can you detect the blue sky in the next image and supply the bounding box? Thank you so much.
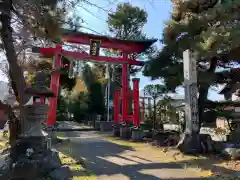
[76,0,224,101]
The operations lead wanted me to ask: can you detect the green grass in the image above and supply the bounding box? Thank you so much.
[55,137,96,180]
[56,132,68,139]
[0,133,9,150]
[58,147,96,180]
[99,134,146,148]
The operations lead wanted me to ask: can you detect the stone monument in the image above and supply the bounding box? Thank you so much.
[178,49,202,154]
[183,50,199,135]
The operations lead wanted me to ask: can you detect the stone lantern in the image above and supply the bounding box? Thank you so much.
[9,72,70,180]
[21,71,55,148]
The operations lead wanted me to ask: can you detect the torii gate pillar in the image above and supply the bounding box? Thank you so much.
[121,58,128,124]
[46,45,62,127]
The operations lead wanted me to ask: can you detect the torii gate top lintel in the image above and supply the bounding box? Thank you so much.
[61,29,158,53]
[33,29,157,66]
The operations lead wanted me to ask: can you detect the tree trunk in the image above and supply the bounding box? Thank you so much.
[198,57,218,127]
[8,107,21,146]
[9,70,19,102]
[198,84,209,128]
[0,0,30,134]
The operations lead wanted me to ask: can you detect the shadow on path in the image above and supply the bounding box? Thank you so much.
[55,131,239,180]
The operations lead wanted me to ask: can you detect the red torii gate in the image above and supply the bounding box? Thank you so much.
[32,29,157,127]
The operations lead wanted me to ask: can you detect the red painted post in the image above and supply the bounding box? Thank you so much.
[46,45,62,126]
[132,78,140,127]
[121,53,128,124]
[113,89,120,125]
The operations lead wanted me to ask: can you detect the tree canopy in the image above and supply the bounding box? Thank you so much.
[143,0,240,123]
[144,84,167,129]
[106,2,150,82]
[0,0,89,136]
[144,0,240,89]
[156,98,179,125]
[144,84,167,100]
[0,0,81,105]
[107,2,147,40]
[81,64,105,115]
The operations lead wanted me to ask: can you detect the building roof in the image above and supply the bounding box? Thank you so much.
[169,99,185,108]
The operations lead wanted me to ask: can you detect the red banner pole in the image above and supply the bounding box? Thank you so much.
[113,89,120,125]
[46,45,62,126]
[133,78,140,127]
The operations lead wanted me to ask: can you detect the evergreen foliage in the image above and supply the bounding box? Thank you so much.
[88,82,105,115]
[157,98,179,124]
[144,84,167,99]
[0,0,91,136]
[144,84,167,129]
[144,0,240,123]
[145,0,240,85]
[81,64,105,116]
[107,3,147,40]
[68,92,89,121]
[107,2,152,86]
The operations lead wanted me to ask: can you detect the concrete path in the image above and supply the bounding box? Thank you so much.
[67,132,205,180]
[55,122,239,180]
[57,121,91,129]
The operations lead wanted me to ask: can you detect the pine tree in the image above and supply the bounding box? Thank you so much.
[144,0,240,121]
[144,0,240,153]
[106,2,149,85]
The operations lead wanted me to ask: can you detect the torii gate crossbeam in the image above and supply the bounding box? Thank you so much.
[32,47,144,66]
